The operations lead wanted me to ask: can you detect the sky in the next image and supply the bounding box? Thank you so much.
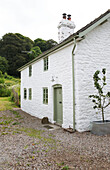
[0,0,110,42]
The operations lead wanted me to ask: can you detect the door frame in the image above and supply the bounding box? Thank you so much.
[53,84,63,125]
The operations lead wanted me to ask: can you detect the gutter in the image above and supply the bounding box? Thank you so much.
[72,37,76,131]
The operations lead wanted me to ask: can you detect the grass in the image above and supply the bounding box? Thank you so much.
[14,127,56,145]
[62,166,69,170]
[0,97,18,111]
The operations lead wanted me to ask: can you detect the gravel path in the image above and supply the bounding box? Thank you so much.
[0,109,110,169]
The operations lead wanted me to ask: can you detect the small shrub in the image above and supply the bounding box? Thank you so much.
[0,78,4,84]
[62,166,69,170]
[89,68,110,122]
[0,87,11,97]
[0,71,3,78]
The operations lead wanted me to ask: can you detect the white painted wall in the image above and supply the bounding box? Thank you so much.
[21,44,74,129]
[75,18,110,132]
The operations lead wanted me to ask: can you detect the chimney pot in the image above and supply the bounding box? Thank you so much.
[62,13,67,19]
[67,14,71,20]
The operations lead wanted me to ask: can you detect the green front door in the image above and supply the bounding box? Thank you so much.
[54,87,63,125]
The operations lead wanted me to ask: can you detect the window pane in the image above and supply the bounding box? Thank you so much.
[46,88,48,92]
[46,98,48,104]
[29,65,32,77]
[43,88,48,104]
[24,88,27,99]
[29,88,32,100]
[44,57,48,71]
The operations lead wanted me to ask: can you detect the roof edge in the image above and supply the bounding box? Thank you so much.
[18,9,110,72]
[18,36,76,71]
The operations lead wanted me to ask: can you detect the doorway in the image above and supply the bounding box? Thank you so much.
[54,85,63,125]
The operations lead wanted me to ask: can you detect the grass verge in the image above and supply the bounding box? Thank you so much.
[0,97,18,111]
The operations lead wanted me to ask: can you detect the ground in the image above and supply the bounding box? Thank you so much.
[0,109,110,170]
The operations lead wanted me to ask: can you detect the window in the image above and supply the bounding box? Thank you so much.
[44,57,48,71]
[29,88,32,100]
[24,88,27,99]
[43,88,48,104]
[29,65,32,77]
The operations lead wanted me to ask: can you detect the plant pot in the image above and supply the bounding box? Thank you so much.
[91,120,110,136]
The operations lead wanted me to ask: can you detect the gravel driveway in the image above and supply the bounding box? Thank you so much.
[0,109,110,170]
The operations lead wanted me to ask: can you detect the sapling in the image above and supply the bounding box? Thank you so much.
[89,68,110,122]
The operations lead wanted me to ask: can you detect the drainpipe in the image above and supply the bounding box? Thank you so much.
[72,37,76,131]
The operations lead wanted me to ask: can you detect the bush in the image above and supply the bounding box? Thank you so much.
[0,78,5,84]
[4,72,14,80]
[0,87,11,97]
[0,71,3,78]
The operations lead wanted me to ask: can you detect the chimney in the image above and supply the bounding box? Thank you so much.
[58,13,76,43]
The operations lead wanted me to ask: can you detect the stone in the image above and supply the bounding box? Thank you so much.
[41,117,49,124]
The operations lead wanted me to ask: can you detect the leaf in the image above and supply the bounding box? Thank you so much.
[92,99,96,103]
[102,68,106,74]
[93,106,97,109]
[107,92,110,97]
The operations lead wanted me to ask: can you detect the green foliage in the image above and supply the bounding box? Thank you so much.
[29,46,42,60]
[0,71,10,97]
[34,38,58,52]
[0,97,18,111]
[89,68,110,122]
[0,87,11,97]
[0,33,33,77]
[3,72,14,80]
[46,39,58,50]
[0,72,20,99]
[62,166,69,170]
[34,38,47,52]
[0,71,3,78]
[0,78,4,84]
[0,33,57,77]
[0,56,8,73]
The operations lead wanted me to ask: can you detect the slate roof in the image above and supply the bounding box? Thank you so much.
[76,9,110,34]
[18,9,110,71]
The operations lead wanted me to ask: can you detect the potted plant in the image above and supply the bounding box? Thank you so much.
[89,68,110,135]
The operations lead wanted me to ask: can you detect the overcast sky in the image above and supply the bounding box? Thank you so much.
[0,0,109,42]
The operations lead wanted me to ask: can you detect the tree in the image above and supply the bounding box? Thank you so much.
[0,56,8,73]
[46,39,58,50]
[34,38,58,52]
[0,33,57,77]
[89,68,110,122]
[0,33,33,77]
[29,46,42,60]
[34,38,47,52]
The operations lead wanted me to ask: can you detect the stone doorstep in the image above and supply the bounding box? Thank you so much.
[42,124,61,131]
[13,108,21,111]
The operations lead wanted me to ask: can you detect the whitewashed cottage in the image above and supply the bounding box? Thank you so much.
[18,10,110,132]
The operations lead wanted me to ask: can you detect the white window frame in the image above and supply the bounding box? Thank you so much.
[44,57,48,71]
[43,88,48,104]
